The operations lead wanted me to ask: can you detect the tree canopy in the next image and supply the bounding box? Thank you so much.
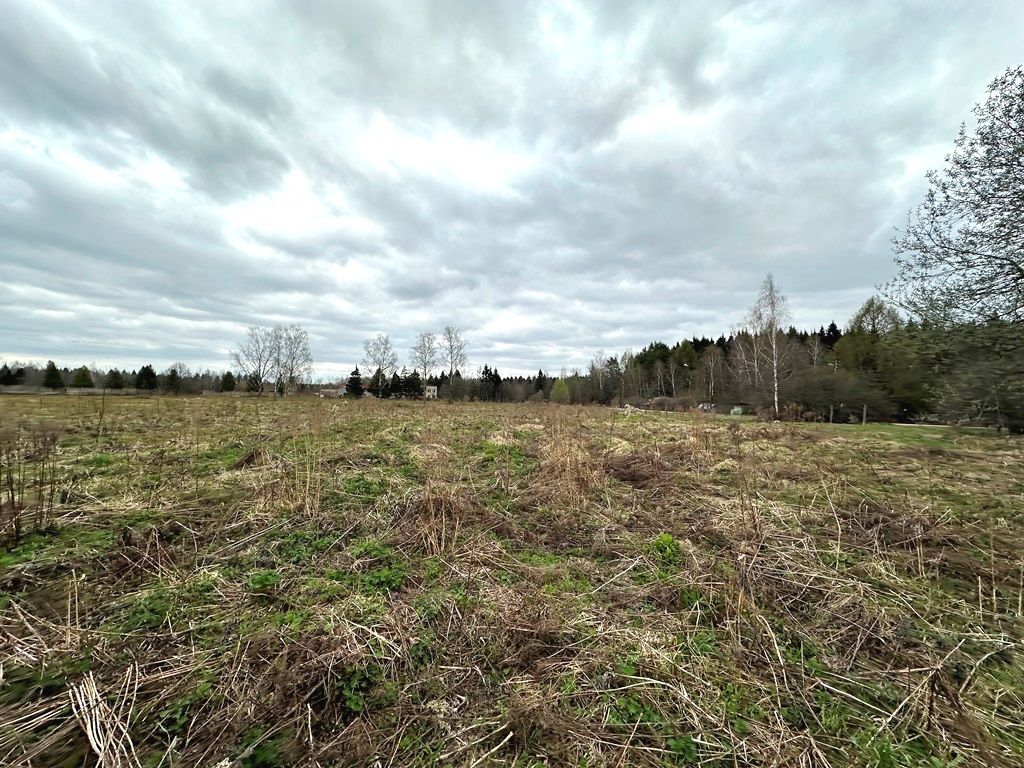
[891,66,1024,324]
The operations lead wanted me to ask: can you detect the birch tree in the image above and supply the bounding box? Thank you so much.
[409,331,440,380]
[699,345,724,401]
[362,333,399,378]
[231,326,277,394]
[440,326,468,376]
[232,324,311,395]
[273,324,313,394]
[746,274,792,417]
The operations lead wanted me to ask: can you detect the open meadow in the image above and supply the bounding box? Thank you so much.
[2,395,1023,767]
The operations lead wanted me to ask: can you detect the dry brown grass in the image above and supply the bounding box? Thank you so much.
[1,396,1022,767]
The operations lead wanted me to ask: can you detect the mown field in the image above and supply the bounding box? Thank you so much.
[1,395,1023,767]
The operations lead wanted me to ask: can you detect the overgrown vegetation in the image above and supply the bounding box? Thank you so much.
[1,395,1022,766]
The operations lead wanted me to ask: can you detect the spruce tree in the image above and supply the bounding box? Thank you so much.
[405,369,424,398]
[136,365,158,390]
[105,369,125,389]
[221,371,236,392]
[367,367,386,397]
[823,322,842,348]
[346,367,364,398]
[490,367,502,402]
[42,361,64,389]
[165,367,181,394]
[70,366,94,388]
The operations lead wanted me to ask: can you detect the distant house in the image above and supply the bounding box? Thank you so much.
[425,385,438,400]
[318,387,346,398]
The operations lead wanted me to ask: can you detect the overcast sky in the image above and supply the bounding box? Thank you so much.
[1,1,1021,378]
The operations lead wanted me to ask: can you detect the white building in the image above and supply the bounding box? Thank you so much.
[425,385,438,400]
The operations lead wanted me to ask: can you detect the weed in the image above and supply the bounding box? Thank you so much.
[651,532,681,567]
[121,585,173,629]
[248,569,282,593]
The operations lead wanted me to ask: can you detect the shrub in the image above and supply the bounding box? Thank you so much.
[550,379,570,404]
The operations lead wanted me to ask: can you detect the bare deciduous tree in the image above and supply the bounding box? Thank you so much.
[589,349,606,392]
[699,345,724,401]
[410,331,440,380]
[231,326,277,394]
[728,330,759,390]
[745,274,792,417]
[362,333,398,378]
[231,324,312,395]
[847,296,903,336]
[890,66,1024,324]
[440,326,468,377]
[274,324,313,394]
[806,334,826,367]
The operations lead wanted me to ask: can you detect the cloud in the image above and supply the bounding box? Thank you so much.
[1,0,1022,377]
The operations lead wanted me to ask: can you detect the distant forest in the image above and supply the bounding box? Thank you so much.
[3,285,1020,431]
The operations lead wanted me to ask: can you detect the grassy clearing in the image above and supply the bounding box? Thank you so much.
[1,395,1023,767]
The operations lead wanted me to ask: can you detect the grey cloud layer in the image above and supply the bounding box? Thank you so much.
[1,0,1021,376]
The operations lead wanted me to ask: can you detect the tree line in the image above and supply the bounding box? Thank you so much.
[0,361,238,394]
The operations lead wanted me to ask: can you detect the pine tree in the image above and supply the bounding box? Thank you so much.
[165,367,181,394]
[346,367,365,398]
[42,361,64,389]
[136,365,158,390]
[221,371,236,392]
[105,369,125,389]
[390,371,402,398]
[70,366,94,388]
